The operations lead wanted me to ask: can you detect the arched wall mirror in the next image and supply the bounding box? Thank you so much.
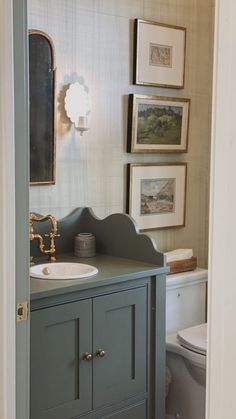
[29,29,56,185]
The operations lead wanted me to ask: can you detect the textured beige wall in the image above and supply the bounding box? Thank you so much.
[29,0,214,267]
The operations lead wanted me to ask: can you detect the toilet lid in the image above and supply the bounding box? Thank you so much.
[177,323,207,355]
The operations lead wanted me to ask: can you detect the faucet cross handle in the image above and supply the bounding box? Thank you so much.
[45,231,61,239]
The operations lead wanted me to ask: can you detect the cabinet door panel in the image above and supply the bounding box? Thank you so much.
[93,287,147,409]
[30,300,92,419]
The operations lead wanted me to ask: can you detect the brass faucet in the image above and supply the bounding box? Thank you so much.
[29,213,60,264]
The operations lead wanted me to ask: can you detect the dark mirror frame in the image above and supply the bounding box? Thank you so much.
[29,29,56,185]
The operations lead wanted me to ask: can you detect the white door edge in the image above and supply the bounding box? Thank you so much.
[0,1,16,419]
[206,0,236,418]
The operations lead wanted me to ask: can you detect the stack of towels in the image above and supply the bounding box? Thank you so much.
[164,249,197,274]
[165,249,193,264]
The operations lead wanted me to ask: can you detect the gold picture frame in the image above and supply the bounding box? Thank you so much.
[134,19,186,89]
[127,94,190,153]
[127,163,187,231]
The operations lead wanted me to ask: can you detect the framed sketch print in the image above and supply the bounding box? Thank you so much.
[127,163,187,231]
[134,19,186,88]
[127,95,190,153]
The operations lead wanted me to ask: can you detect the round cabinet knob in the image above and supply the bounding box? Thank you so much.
[82,352,93,361]
[96,349,106,358]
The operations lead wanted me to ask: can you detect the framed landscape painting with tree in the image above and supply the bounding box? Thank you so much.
[127,95,190,153]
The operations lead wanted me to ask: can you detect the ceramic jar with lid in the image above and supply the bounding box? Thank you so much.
[75,233,96,258]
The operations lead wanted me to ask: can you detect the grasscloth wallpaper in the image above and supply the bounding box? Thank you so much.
[29,0,214,267]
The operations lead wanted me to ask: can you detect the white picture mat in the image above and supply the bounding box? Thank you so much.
[137,22,185,86]
[130,165,186,230]
[134,97,189,151]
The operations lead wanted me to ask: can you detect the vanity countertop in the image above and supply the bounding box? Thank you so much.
[30,253,167,302]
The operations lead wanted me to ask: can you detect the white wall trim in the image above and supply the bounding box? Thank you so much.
[0,1,16,419]
[207,0,236,417]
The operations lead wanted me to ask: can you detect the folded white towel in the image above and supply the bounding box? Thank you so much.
[165,249,193,263]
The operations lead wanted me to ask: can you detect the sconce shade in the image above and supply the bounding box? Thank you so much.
[65,82,90,131]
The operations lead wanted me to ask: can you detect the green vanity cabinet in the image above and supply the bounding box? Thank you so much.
[30,207,168,419]
[30,286,148,419]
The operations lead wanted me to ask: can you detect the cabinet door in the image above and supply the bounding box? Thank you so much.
[93,287,147,409]
[30,299,92,419]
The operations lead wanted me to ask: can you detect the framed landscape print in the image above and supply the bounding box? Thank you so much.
[127,95,190,153]
[134,19,186,88]
[127,163,187,231]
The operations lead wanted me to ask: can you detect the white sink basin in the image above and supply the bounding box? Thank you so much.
[30,262,98,280]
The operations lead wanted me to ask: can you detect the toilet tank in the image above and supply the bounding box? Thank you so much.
[166,268,208,335]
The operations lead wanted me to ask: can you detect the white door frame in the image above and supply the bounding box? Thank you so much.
[1,0,236,418]
[206,0,236,417]
[0,1,16,418]
[0,1,29,419]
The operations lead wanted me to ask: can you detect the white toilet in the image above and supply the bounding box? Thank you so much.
[165,268,208,419]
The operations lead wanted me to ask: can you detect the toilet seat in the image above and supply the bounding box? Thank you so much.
[166,323,207,369]
[177,323,207,356]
